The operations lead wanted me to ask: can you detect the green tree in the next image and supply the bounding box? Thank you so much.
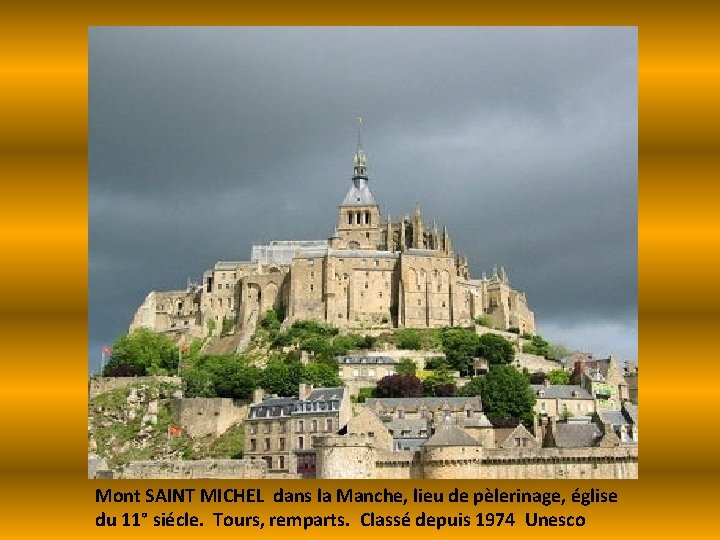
[395,357,417,377]
[221,317,236,336]
[331,334,361,356]
[103,328,178,377]
[477,333,515,365]
[422,358,456,397]
[522,334,551,358]
[456,376,483,397]
[546,342,577,361]
[302,361,343,388]
[197,355,260,399]
[441,328,480,375]
[259,309,281,332]
[183,367,215,398]
[260,356,304,396]
[480,365,536,426]
[547,369,570,385]
[396,328,423,350]
[473,315,494,328]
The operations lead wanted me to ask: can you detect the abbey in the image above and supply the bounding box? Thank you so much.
[130,135,535,346]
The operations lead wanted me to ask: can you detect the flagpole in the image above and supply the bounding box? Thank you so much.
[100,349,105,377]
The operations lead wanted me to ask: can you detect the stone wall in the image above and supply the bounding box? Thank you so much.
[118,459,267,479]
[514,352,563,373]
[88,376,182,399]
[170,397,249,439]
[317,442,638,480]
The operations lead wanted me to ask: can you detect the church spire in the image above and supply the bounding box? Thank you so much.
[342,116,376,207]
[353,115,367,178]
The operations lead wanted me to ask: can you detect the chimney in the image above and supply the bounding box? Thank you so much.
[299,383,314,400]
[543,378,550,388]
[252,387,265,404]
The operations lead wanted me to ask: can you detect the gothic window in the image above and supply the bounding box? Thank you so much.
[348,212,353,225]
[298,437,304,450]
[365,211,370,224]
[264,438,270,451]
[250,439,257,452]
[310,284,314,292]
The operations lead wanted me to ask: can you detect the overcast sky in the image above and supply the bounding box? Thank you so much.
[89,27,637,373]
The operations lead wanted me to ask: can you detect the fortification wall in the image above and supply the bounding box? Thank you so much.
[88,376,182,399]
[316,444,637,480]
[514,353,563,373]
[118,459,267,479]
[314,439,377,479]
[170,397,249,439]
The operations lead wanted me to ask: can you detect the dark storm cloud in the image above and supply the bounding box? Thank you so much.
[89,27,637,371]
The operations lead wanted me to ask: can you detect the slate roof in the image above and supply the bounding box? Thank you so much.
[598,410,628,427]
[423,423,479,447]
[623,402,638,424]
[248,388,345,419]
[365,397,482,411]
[531,384,593,399]
[307,387,345,401]
[463,413,493,427]
[386,419,429,438]
[553,423,602,448]
[405,248,441,257]
[327,249,398,259]
[249,397,296,418]
[342,177,377,206]
[337,355,395,364]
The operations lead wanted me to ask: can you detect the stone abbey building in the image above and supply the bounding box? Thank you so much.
[130,137,535,347]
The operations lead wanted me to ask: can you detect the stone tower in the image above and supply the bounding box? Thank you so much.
[335,117,382,250]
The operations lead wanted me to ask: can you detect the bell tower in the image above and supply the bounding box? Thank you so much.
[336,117,381,250]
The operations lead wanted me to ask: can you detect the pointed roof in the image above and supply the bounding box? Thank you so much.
[342,177,377,206]
[341,118,377,207]
[423,422,479,447]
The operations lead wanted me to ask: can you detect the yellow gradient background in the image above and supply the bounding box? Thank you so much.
[1,1,718,537]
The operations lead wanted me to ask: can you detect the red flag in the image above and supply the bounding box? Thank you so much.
[103,346,111,354]
[168,425,182,437]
